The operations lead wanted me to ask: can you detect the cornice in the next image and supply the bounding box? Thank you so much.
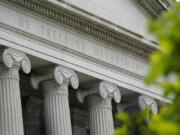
[134,0,170,19]
[0,0,156,59]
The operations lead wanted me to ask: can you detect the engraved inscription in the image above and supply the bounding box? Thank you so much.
[93,47,146,74]
[40,24,63,41]
[13,15,30,30]
[0,5,148,76]
[40,24,86,52]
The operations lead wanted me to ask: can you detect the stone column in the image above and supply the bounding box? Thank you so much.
[138,95,158,114]
[0,48,31,135]
[71,108,89,135]
[77,81,121,135]
[23,96,43,135]
[31,65,79,135]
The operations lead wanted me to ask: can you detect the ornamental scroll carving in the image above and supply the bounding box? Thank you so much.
[138,95,158,114]
[30,65,79,89]
[0,48,31,73]
[77,81,121,103]
[99,81,121,103]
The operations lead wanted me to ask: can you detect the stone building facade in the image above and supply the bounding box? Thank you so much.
[0,0,172,135]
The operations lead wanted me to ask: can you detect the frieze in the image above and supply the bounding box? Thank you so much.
[0,0,155,59]
[0,4,150,77]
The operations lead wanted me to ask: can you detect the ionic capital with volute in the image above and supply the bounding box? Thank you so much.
[77,81,121,103]
[30,65,79,135]
[77,81,121,135]
[0,47,31,135]
[30,65,79,89]
[0,47,31,73]
[138,95,158,114]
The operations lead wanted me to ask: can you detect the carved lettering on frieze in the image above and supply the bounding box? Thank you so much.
[93,47,146,74]
[13,14,30,31]
[0,5,148,76]
[40,24,86,53]
[40,24,64,42]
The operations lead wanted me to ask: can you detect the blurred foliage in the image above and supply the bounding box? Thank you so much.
[115,109,155,135]
[115,2,180,135]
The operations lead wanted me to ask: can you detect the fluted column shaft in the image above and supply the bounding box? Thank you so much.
[0,65,24,135]
[42,81,72,135]
[71,108,88,135]
[23,96,43,135]
[23,112,41,135]
[77,81,121,135]
[31,65,79,135]
[73,126,87,135]
[88,95,114,135]
[0,48,31,135]
[23,96,42,135]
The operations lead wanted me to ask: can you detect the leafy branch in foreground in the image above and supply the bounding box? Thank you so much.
[115,2,180,135]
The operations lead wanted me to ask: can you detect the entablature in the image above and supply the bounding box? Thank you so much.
[0,1,172,103]
[0,0,158,59]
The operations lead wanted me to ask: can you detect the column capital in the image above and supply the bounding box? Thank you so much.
[30,65,79,89]
[77,81,121,103]
[0,48,31,73]
[138,95,158,114]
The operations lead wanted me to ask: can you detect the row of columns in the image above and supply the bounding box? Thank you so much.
[0,47,158,135]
